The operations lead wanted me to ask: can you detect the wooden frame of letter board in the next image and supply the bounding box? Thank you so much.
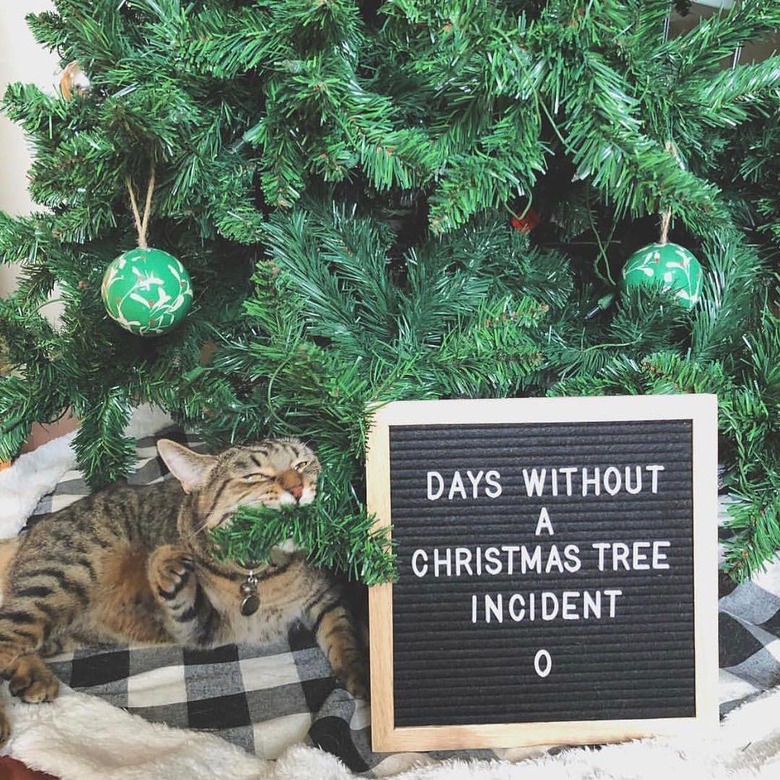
[367,395,719,752]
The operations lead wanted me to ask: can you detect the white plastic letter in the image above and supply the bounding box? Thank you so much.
[427,472,444,500]
[534,649,552,678]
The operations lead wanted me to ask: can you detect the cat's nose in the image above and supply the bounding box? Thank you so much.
[278,469,304,502]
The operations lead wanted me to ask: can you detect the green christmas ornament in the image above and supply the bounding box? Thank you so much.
[101,164,194,336]
[621,242,703,309]
[101,247,193,336]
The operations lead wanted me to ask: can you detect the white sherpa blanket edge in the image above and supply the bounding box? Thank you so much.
[3,683,780,780]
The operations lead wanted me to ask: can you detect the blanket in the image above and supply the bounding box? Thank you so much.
[5,684,780,780]
[1,411,779,778]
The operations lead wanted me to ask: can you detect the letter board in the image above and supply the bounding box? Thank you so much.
[367,395,719,752]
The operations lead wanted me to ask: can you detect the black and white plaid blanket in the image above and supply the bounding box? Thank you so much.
[29,427,780,775]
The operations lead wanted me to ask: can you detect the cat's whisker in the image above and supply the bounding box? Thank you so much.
[191,516,211,536]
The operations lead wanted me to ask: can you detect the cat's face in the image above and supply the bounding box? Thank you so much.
[157,437,320,530]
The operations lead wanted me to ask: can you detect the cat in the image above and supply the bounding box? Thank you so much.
[0,437,367,746]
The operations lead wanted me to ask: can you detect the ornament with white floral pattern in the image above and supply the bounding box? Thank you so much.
[101,247,193,336]
[100,163,194,336]
[621,241,703,310]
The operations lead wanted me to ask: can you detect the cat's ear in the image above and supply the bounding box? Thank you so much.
[157,439,216,494]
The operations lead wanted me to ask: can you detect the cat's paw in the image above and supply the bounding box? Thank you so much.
[7,653,59,703]
[149,547,195,600]
[341,667,370,701]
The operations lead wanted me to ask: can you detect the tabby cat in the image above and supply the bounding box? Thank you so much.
[0,437,367,746]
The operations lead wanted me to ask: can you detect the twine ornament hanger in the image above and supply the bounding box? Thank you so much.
[658,140,681,245]
[659,207,672,246]
[126,161,156,248]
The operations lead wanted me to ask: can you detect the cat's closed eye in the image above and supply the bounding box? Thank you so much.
[241,472,274,482]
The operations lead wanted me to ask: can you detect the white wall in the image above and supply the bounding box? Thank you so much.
[0,0,56,298]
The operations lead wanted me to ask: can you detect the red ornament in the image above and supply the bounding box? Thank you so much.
[510,208,541,233]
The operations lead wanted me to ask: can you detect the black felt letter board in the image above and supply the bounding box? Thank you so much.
[368,396,718,751]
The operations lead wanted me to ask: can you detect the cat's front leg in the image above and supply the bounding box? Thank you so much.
[0,608,60,703]
[0,634,59,748]
[0,652,59,747]
[148,545,219,646]
[309,598,369,700]
[7,652,59,702]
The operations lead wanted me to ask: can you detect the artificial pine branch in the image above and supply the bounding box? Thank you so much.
[71,388,136,489]
[210,502,396,586]
[722,498,780,583]
[0,377,35,462]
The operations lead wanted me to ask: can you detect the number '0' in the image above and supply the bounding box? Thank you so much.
[534,649,552,678]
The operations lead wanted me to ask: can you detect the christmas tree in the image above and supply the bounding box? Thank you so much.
[1,1,779,581]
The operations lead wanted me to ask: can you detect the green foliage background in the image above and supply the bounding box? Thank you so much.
[2,1,780,581]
